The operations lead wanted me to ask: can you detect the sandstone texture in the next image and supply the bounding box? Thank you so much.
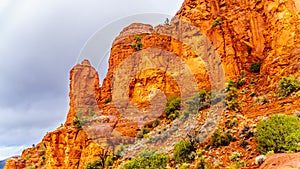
[4,0,300,168]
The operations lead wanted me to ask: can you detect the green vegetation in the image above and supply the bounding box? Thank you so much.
[277,75,300,97]
[86,154,115,169]
[174,139,195,163]
[210,129,233,148]
[23,154,32,161]
[165,96,181,120]
[266,150,274,155]
[152,119,160,128]
[115,144,128,157]
[105,155,114,168]
[104,97,112,104]
[226,118,237,129]
[212,18,224,28]
[26,164,38,169]
[225,80,239,111]
[86,160,104,169]
[121,150,169,169]
[180,163,189,169]
[73,116,82,130]
[185,90,223,117]
[39,155,46,165]
[138,149,155,158]
[185,90,210,115]
[254,114,300,154]
[229,152,241,161]
[236,71,246,88]
[195,157,211,169]
[228,152,246,168]
[136,127,150,139]
[131,35,143,51]
[89,108,96,116]
[250,62,262,73]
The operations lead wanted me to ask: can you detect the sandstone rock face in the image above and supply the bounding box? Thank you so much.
[4,60,104,169]
[259,152,300,169]
[65,59,101,126]
[4,0,300,168]
[176,0,300,89]
[4,157,25,169]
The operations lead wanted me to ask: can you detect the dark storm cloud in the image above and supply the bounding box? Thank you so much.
[0,0,184,159]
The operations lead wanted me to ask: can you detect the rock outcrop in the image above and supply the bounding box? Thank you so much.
[4,0,300,168]
[176,0,300,90]
[259,152,300,169]
[5,60,104,169]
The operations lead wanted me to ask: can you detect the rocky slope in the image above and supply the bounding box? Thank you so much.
[4,0,300,168]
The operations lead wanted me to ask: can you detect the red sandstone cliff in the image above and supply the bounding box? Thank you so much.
[4,0,300,168]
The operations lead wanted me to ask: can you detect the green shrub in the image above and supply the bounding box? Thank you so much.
[180,163,189,169]
[104,97,112,104]
[254,114,300,154]
[225,80,239,111]
[237,71,246,88]
[165,96,181,120]
[123,159,139,169]
[105,155,114,167]
[174,139,195,163]
[23,154,32,161]
[212,18,224,28]
[131,35,143,51]
[26,164,38,169]
[278,75,300,97]
[73,116,82,130]
[123,151,169,169]
[185,90,210,115]
[115,144,127,157]
[185,89,224,116]
[195,157,211,169]
[138,149,155,158]
[152,119,160,128]
[86,160,104,169]
[210,129,233,148]
[86,154,115,169]
[250,62,262,73]
[229,152,241,161]
[136,127,150,139]
[266,150,274,155]
[136,132,144,139]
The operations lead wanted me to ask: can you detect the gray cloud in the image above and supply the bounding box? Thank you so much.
[0,0,184,159]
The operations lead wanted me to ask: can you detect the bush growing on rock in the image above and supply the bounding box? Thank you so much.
[86,160,103,169]
[73,116,82,130]
[225,80,239,111]
[174,139,195,163]
[210,129,233,148]
[121,150,169,169]
[136,127,150,139]
[254,114,300,154]
[250,62,262,73]
[165,96,181,120]
[277,75,300,97]
[212,18,224,28]
[104,97,112,104]
[131,35,143,51]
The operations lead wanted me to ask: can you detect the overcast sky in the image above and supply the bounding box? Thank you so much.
[0,0,184,160]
